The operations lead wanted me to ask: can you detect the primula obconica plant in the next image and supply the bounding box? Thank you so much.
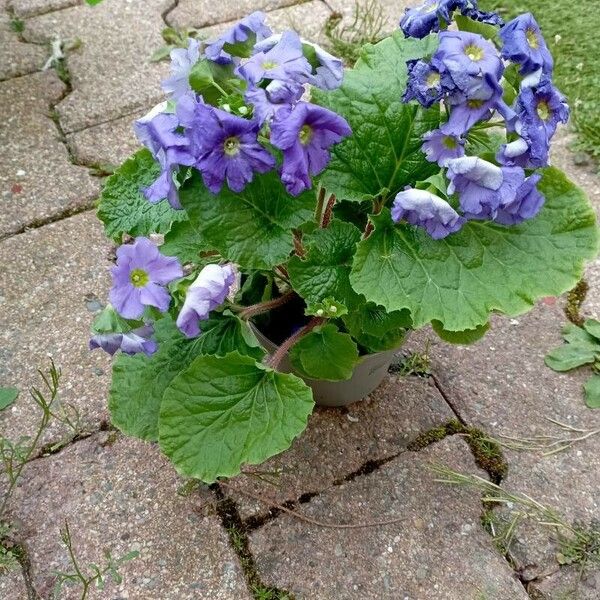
[91,3,598,482]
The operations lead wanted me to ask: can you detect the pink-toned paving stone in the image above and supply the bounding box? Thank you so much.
[8,0,80,19]
[0,10,46,80]
[0,210,112,443]
[224,375,455,520]
[405,301,600,593]
[9,433,252,599]
[249,437,529,599]
[167,0,310,30]
[22,0,170,133]
[0,70,100,238]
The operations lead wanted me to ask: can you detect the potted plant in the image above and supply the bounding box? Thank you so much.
[90,3,599,483]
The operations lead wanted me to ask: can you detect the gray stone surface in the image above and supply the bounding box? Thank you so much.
[10,433,251,599]
[226,375,455,520]
[8,0,80,19]
[0,210,112,442]
[326,0,412,38]
[67,110,143,167]
[530,567,600,600]
[167,0,308,30]
[0,571,28,600]
[198,0,332,47]
[0,14,47,80]
[0,70,100,238]
[23,0,170,133]
[406,302,600,588]
[249,436,529,599]
[582,256,600,319]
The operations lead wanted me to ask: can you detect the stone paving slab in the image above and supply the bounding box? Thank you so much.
[225,375,455,520]
[8,0,80,19]
[405,301,600,590]
[23,0,170,133]
[0,70,100,238]
[0,571,28,600]
[66,109,144,168]
[0,210,112,443]
[249,436,529,599]
[167,0,308,30]
[0,14,47,80]
[197,0,332,47]
[326,0,411,38]
[9,432,251,599]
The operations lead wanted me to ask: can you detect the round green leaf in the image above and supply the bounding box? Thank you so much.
[97,149,186,241]
[288,324,359,381]
[0,387,19,411]
[313,32,439,202]
[288,220,363,308]
[545,344,598,372]
[179,170,315,270]
[584,374,600,409]
[158,352,314,482]
[431,321,490,345]
[350,168,599,331]
[109,315,264,441]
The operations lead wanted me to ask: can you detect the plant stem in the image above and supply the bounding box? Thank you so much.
[267,317,325,370]
[238,291,295,321]
[321,194,336,228]
[314,187,326,223]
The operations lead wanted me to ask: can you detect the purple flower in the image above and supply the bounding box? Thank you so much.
[110,238,183,320]
[90,324,158,357]
[245,79,304,125]
[254,34,344,90]
[392,188,466,239]
[190,104,276,193]
[237,30,311,86]
[403,60,451,108]
[134,103,193,209]
[270,102,351,196]
[462,7,504,27]
[446,156,525,220]
[442,93,496,136]
[422,129,465,165]
[498,79,569,168]
[500,13,553,75]
[161,38,200,99]
[204,11,272,64]
[494,173,545,225]
[177,264,236,338]
[400,0,467,39]
[432,31,503,100]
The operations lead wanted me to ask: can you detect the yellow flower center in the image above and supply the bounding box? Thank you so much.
[443,136,458,149]
[464,44,484,61]
[537,100,551,121]
[224,136,240,156]
[467,99,484,109]
[262,60,278,70]
[299,124,313,145]
[426,72,441,88]
[130,268,149,288]
[526,28,539,49]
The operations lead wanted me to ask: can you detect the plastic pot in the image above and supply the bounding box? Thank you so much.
[251,325,406,407]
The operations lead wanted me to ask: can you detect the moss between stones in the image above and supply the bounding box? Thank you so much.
[407,420,508,484]
[565,278,589,326]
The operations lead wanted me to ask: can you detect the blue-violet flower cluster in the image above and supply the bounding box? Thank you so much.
[396,4,568,239]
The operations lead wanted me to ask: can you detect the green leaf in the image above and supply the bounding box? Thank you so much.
[313,33,439,202]
[158,352,314,482]
[288,324,359,381]
[305,298,348,318]
[584,374,600,408]
[161,219,210,264]
[561,322,599,347]
[350,168,599,331]
[97,149,186,242]
[0,387,19,411]
[342,302,411,353]
[85,0,103,5]
[288,220,363,308]
[109,314,264,441]
[150,45,176,63]
[545,344,597,372]
[180,171,314,270]
[455,14,499,41]
[431,321,490,345]
[583,319,600,341]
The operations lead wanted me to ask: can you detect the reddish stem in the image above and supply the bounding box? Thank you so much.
[267,317,325,370]
[239,291,295,320]
[320,194,336,228]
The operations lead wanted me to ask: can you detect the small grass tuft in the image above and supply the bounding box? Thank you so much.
[9,18,25,33]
